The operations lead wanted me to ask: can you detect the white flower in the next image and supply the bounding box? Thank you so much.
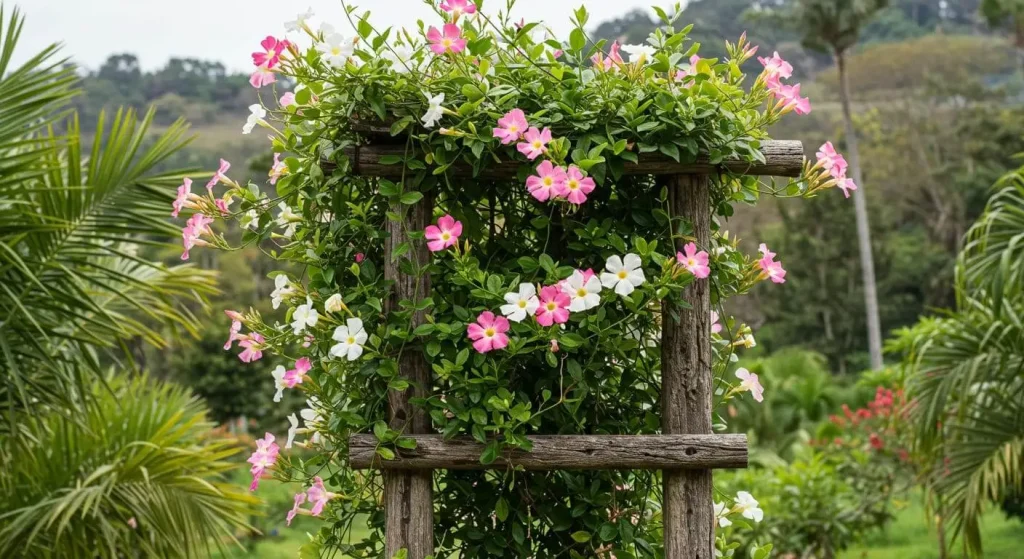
[271,274,293,310]
[421,92,445,129]
[271,365,288,403]
[562,270,602,312]
[500,283,540,323]
[242,104,267,135]
[286,413,299,449]
[240,209,259,231]
[622,44,657,64]
[285,7,314,33]
[291,297,320,335]
[317,33,354,68]
[384,45,418,73]
[600,253,646,297]
[330,317,367,361]
[713,501,733,528]
[735,491,763,523]
[741,333,756,348]
[324,293,344,313]
[277,202,300,237]
[301,398,323,445]
[319,22,336,36]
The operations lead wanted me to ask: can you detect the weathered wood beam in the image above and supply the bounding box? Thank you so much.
[349,434,748,470]
[663,175,715,558]
[337,140,804,179]
[383,193,434,559]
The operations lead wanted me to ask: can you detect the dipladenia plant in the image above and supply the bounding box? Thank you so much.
[172,1,856,557]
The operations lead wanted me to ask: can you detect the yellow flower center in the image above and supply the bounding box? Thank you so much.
[543,177,553,187]
[617,270,628,280]
[546,302,557,311]
[347,336,356,344]
[518,300,527,308]
[442,232,451,241]
[688,258,696,266]
[508,125,519,133]
[568,180,579,191]
[331,46,343,56]
[484,328,496,337]
[442,38,453,49]
[266,48,276,58]
[577,288,588,297]
[532,141,543,149]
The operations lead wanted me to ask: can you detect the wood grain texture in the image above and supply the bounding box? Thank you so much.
[335,140,804,179]
[383,194,434,559]
[663,174,715,559]
[349,434,748,470]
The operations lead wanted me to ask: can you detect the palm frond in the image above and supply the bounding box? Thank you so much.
[0,376,258,558]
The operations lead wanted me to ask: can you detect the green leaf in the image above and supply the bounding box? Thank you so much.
[569,28,586,52]
[570,531,591,543]
[495,497,509,522]
[400,191,424,205]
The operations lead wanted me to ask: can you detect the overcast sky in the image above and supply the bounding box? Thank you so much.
[18,0,660,72]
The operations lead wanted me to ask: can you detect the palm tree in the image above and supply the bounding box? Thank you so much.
[892,165,1024,557]
[753,0,889,369]
[0,4,217,417]
[0,376,258,557]
[0,5,258,555]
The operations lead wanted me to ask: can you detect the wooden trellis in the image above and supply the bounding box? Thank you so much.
[343,136,804,558]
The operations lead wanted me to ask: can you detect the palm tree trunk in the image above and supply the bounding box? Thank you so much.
[836,49,884,370]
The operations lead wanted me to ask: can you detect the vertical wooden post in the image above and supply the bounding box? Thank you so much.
[662,174,714,558]
[384,194,434,558]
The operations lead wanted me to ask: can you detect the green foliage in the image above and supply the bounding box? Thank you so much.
[0,5,219,416]
[0,376,258,558]
[728,349,862,461]
[891,164,1024,556]
[719,448,899,557]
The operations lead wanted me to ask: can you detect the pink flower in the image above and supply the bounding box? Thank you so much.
[736,368,764,403]
[758,51,793,79]
[427,24,467,55]
[238,332,265,363]
[774,83,811,115]
[493,109,529,145]
[252,36,287,69]
[591,41,624,71]
[757,243,787,284]
[247,433,280,491]
[677,242,711,279]
[816,142,848,178]
[269,153,287,185]
[181,213,214,260]
[526,161,568,202]
[284,357,312,388]
[280,91,296,107]
[286,492,306,526]
[127,517,137,529]
[535,285,571,326]
[206,159,231,192]
[711,310,722,334]
[172,178,193,218]
[516,127,552,160]
[564,166,596,205]
[467,311,511,353]
[224,310,244,350]
[440,0,476,18]
[215,198,232,215]
[425,214,463,252]
[250,64,276,88]
[674,54,702,83]
[550,339,560,353]
[306,476,334,516]
[355,253,365,263]
[837,177,858,199]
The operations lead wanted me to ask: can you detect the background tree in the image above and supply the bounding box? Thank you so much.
[982,0,1024,71]
[753,0,889,370]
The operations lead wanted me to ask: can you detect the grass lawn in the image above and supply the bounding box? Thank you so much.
[842,497,1024,558]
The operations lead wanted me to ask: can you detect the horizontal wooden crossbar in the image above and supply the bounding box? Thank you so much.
[337,140,803,179]
[349,434,748,470]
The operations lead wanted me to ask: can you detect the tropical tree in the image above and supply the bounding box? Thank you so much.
[753,0,889,369]
[0,4,216,418]
[0,376,257,557]
[892,165,1024,556]
[0,5,258,556]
